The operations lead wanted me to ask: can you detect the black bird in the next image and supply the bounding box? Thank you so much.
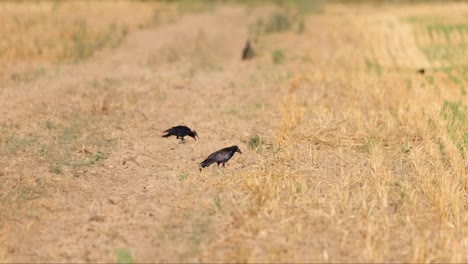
[242,40,254,60]
[199,145,242,171]
[416,68,425,75]
[162,125,198,142]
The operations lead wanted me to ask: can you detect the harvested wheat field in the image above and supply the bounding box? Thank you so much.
[0,0,467,262]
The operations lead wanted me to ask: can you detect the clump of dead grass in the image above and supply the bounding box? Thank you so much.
[203,7,467,260]
[0,1,162,65]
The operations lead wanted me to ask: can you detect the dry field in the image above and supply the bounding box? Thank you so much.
[0,0,467,262]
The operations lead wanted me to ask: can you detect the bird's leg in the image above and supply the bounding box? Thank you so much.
[180,137,186,144]
[217,162,220,167]
[222,162,226,167]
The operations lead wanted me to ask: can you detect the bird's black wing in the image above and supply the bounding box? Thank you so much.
[164,126,190,134]
[201,149,225,166]
[163,127,175,133]
[200,148,236,170]
[200,154,218,169]
[210,148,235,162]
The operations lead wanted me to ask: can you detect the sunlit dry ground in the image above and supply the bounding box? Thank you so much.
[0,1,467,262]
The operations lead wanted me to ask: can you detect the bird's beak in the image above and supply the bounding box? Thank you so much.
[238,150,242,154]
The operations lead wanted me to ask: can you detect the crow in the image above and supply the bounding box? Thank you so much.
[242,40,254,60]
[162,125,198,142]
[199,145,242,171]
[416,68,425,75]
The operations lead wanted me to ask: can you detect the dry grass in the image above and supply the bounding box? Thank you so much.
[0,0,181,67]
[0,1,466,263]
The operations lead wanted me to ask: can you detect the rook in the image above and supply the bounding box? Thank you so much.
[200,145,242,171]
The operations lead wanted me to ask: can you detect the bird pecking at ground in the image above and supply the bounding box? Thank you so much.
[162,125,198,142]
[199,145,242,171]
[242,40,254,60]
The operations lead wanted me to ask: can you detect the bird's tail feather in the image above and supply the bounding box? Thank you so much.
[199,159,214,171]
[161,133,171,138]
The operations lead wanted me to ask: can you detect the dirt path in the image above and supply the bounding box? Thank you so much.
[1,6,284,262]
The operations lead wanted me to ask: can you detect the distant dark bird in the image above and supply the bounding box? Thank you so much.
[242,40,254,60]
[199,145,242,171]
[416,68,425,75]
[162,125,198,142]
